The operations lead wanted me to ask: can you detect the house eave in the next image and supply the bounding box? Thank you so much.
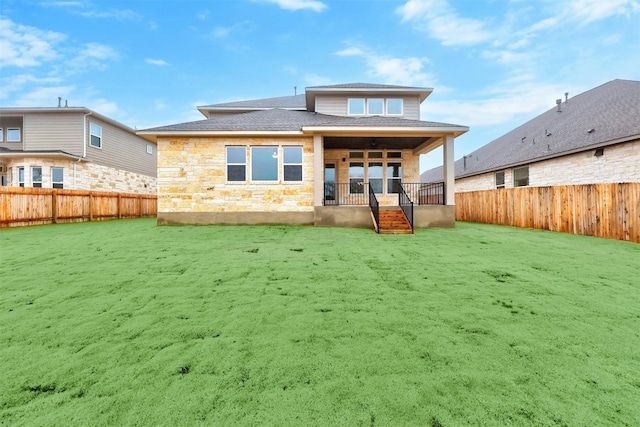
[302,125,468,137]
[137,130,306,142]
[0,151,84,161]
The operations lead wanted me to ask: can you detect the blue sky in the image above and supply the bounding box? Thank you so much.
[1,0,639,172]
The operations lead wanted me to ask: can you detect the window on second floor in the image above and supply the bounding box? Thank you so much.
[367,98,384,115]
[90,123,102,148]
[386,99,403,115]
[348,98,366,115]
[146,144,153,154]
[7,128,21,142]
[0,128,3,142]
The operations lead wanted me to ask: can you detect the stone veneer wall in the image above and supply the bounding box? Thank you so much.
[2,158,156,194]
[157,137,315,214]
[455,140,640,192]
[323,148,420,206]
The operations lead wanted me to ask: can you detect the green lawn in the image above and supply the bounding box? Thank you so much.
[1,219,639,426]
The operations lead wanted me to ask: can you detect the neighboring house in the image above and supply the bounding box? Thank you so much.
[138,83,468,230]
[0,103,157,194]
[421,79,640,191]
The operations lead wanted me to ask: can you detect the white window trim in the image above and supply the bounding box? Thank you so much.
[146,144,153,154]
[250,146,279,183]
[7,128,21,142]
[367,98,384,115]
[18,166,25,187]
[495,171,505,189]
[52,167,64,189]
[226,146,247,183]
[348,98,366,116]
[513,166,529,187]
[89,123,102,149]
[0,128,3,142]
[32,166,43,188]
[282,146,303,183]
[386,98,404,116]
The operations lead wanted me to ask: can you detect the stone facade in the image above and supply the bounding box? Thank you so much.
[158,136,315,214]
[456,139,640,192]
[3,158,156,194]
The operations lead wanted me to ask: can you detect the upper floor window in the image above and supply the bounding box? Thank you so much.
[7,128,21,142]
[367,98,384,115]
[90,123,102,148]
[226,146,246,182]
[348,98,365,115]
[386,99,403,115]
[513,166,529,187]
[495,171,505,189]
[0,128,3,142]
[146,144,153,154]
[283,146,303,182]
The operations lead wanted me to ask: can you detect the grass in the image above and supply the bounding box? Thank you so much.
[1,219,639,426]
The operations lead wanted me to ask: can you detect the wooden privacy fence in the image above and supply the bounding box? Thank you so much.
[455,183,640,243]
[0,187,157,228]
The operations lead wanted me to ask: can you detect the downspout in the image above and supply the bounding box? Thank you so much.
[77,110,93,188]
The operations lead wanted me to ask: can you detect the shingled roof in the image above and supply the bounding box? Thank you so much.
[421,79,640,182]
[198,94,306,111]
[141,108,466,133]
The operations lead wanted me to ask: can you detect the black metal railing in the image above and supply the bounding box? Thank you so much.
[398,184,414,233]
[324,182,369,206]
[401,182,445,205]
[368,185,380,233]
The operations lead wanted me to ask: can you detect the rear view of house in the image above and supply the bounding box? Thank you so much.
[0,103,157,194]
[139,83,468,231]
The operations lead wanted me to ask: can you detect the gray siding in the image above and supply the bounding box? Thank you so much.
[315,95,421,120]
[85,117,157,177]
[22,112,84,155]
[0,116,25,150]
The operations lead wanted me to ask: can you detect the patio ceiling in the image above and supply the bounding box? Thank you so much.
[323,136,437,150]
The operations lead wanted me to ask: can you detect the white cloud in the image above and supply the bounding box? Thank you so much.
[39,1,139,20]
[254,0,327,12]
[11,85,76,107]
[335,45,433,86]
[145,58,170,66]
[0,74,63,100]
[212,21,253,39]
[562,0,640,24]
[0,17,66,67]
[304,73,333,86]
[397,0,492,46]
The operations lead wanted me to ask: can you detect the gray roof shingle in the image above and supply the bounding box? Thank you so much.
[142,109,465,133]
[199,94,306,110]
[421,79,640,182]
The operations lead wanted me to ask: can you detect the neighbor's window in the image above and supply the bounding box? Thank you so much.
[349,162,365,194]
[386,99,403,115]
[32,167,42,188]
[251,146,278,181]
[387,162,402,193]
[513,166,529,187]
[367,98,384,115]
[7,128,21,142]
[226,146,246,182]
[495,171,505,189]
[90,123,102,148]
[369,161,383,194]
[18,167,25,187]
[348,98,365,115]
[146,144,153,154]
[52,167,64,189]
[0,128,3,142]
[283,146,303,182]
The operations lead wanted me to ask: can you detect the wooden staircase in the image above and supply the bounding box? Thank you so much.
[376,209,413,234]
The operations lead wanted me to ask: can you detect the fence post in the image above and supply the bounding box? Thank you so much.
[52,190,57,224]
[117,193,122,219]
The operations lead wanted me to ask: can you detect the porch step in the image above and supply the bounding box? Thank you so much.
[377,209,412,234]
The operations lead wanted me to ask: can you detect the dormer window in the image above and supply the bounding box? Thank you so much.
[386,99,403,115]
[367,98,384,115]
[348,98,365,115]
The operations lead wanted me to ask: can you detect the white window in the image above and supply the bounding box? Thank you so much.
[349,162,365,194]
[387,162,402,193]
[18,167,25,187]
[7,128,21,142]
[367,98,384,115]
[32,167,42,188]
[386,99,403,115]
[0,128,3,142]
[226,146,246,182]
[90,123,102,148]
[348,98,365,115]
[251,146,278,182]
[495,171,505,189]
[283,146,303,182]
[513,166,529,187]
[369,161,383,194]
[146,144,153,154]
[52,167,64,189]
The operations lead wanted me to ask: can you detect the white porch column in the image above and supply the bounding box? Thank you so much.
[313,135,324,207]
[443,135,455,205]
